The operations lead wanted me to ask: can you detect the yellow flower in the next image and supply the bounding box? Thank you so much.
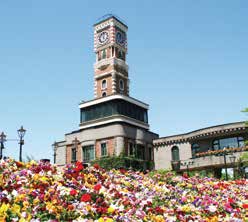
[150,215,164,222]
[181,205,191,213]
[0,203,9,221]
[0,203,9,214]
[33,198,40,205]
[107,206,115,214]
[11,204,21,214]
[23,201,29,209]
[40,176,48,182]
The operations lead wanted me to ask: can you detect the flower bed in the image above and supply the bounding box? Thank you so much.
[195,146,248,158]
[0,159,247,221]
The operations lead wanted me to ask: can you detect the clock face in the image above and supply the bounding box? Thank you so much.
[116,32,125,45]
[98,31,109,44]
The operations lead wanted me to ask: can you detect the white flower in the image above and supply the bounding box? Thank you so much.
[12,190,18,197]
[208,205,217,213]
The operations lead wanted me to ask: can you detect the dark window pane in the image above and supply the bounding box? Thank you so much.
[83,145,95,162]
[171,146,180,161]
[101,143,107,156]
[80,99,148,124]
[219,137,238,149]
[71,148,77,162]
[191,143,200,157]
[136,144,145,160]
[128,143,135,156]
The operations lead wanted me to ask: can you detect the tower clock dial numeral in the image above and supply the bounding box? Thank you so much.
[116,32,125,45]
[98,31,109,44]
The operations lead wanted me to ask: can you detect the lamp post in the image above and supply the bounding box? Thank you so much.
[17,126,26,162]
[229,155,236,179]
[0,132,7,160]
[181,160,194,175]
[72,137,80,163]
[223,148,228,180]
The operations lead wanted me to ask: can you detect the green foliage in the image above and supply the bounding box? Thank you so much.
[25,155,36,162]
[242,108,248,113]
[91,153,153,171]
[148,169,172,178]
[240,152,248,167]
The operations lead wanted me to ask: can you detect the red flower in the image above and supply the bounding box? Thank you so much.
[242,204,248,209]
[183,172,189,178]
[93,163,100,170]
[67,204,74,210]
[120,168,127,174]
[70,189,77,196]
[81,193,91,202]
[74,162,84,172]
[94,184,101,192]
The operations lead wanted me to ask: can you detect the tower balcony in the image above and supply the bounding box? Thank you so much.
[94,57,129,73]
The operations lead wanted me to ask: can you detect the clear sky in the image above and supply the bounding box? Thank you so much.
[0,1,247,161]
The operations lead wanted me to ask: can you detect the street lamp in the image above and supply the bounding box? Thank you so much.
[72,137,80,163]
[229,155,236,179]
[223,148,228,180]
[0,132,7,160]
[181,161,194,175]
[17,126,26,162]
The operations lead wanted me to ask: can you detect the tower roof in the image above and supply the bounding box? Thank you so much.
[94,14,128,28]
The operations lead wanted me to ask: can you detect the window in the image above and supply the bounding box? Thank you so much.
[191,143,200,158]
[128,142,135,156]
[102,49,106,59]
[136,144,145,160]
[80,99,148,124]
[119,79,124,91]
[171,146,180,161]
[212,137,244,150]
[117,50,125,60]
[102,92,107,97]
[148,147,153,161]
[71,148,77,162]
[101,79,107,89]
[82,145,95,162]
[101,142,107,156]
[213,139,220,151]
[238,137,244,147]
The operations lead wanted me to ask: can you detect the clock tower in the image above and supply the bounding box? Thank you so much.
[93,15,129,98]
[55,15,158,170]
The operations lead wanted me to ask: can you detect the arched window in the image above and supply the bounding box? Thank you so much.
[102,49,106,59]
[101,79,107,89]
[118,50,125,60]
[191,143,200,158]
[171,146,180,161]
[119,79,124,91]
[102,92,107,97]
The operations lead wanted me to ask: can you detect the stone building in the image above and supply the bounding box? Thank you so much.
[154,121,248,175]
[55,15,158,168]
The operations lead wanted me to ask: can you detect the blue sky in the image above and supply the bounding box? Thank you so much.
[0,1,247,161]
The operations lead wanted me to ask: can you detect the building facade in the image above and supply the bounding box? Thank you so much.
[55,15,158,168]
[154,122,248,175]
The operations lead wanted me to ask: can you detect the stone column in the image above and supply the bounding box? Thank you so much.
[115,137,124,156]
